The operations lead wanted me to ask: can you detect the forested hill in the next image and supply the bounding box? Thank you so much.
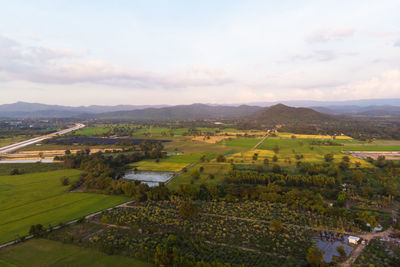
[244,104,336,126]
[90,104,262,121]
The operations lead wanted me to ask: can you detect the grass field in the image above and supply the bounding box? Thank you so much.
[0,170,128,244]
[0,238,153,267]
[73,125,110,136]
[168,162,232,190]
[219,137,263,148]
[130,153,209,172]
[0,163,65,176]
[258,137,372,167]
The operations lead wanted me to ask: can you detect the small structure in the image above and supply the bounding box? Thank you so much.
[348,236,360,245]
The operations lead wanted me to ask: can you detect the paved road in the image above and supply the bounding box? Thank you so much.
[0,123,85,155]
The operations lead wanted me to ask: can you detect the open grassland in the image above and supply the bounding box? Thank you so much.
[73,125,110,136]
[129,153,210,172]
[168,162,232,190]
[164,137,245,155]
[0,238,153,267]
[0,170,128,244]
[0,163,65,176]
[191,135,237,144]
[219,137,263,148]
[259,137,372,167]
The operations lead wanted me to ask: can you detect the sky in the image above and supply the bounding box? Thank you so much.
[0,0,399,106]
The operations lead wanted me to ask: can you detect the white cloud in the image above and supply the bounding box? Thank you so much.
[0,35,234,89]
[395,39,400,47]
[331,69,400,99]
[307,28,355,43]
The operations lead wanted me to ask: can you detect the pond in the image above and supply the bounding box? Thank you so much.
[124,171,174,187]
[0,159,54,164]
[314,235,354,263]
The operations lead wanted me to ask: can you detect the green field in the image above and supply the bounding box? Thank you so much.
[0,163,65,176]
[258,137,372,167]
[0,170,128,244]
[168,162,232,190]
[73,126,110,136]
[0,238,153,267]
[130,153,210,172]
[220,137,262,148]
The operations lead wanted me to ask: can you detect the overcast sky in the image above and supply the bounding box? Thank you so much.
[0,0,399,106]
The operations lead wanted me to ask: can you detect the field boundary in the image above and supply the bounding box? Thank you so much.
[0,200,134,249]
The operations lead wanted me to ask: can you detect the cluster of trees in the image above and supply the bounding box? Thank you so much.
[56,142,166,192]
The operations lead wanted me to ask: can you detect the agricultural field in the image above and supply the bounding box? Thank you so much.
[0,162,65,176]
[168,162,232,190]
[73,125,111,136]
[220,136,263,149]
[0,169,128,243]
[258,137,372,167]
[0,238,153,267]
[130,153,209,172]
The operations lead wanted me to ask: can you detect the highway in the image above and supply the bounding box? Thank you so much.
[0,123,85,155]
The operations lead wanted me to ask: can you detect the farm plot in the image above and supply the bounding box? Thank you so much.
[167,162,232,190]
[130,153,208,172]
[73,125,111,136]
[220,137,263,148]
[258,137,371,167]
[0,238,153,267]
[0,170,128,244]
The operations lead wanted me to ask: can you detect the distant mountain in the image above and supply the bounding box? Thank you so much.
[92,104,262,121]
[247,98,400,108]
[1,99,400,119]
[0,102,167,118]
[247,104,335,126]
[311,105,400,117]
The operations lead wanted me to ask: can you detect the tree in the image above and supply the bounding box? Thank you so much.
[263,158,269,166]
[65,149,71,155]
[178,201,198,219]
[9,168,20,175]
[270,219,283,232]
[273,145,280,154]
[29,224,45,237]
[272,164,281,173]
[306,246,324,266]
[256,165,264,173]
[191,170,200,180]
[272,155,278,162]
[324,153,334,162]
[60,176,70,186]
[336,245,346,258]
[252,153,258,161]
[216,154,226,162]
[352,170,364,186]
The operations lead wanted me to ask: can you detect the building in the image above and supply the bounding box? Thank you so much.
[348,236,360,245]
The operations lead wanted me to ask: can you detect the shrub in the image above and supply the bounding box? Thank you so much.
[9,168,20,175]
[216,154,226,162]
[60,176,70,186]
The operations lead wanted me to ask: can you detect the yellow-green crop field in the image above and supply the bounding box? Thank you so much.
[0,170,128,244]
[276,132,352,140]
